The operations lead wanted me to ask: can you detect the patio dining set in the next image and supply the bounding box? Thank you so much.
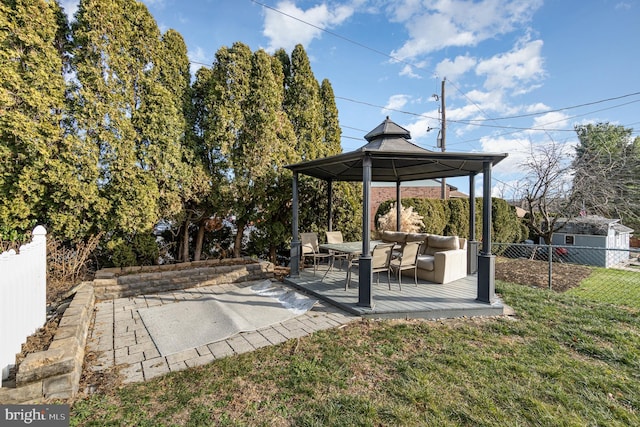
[300,231,421,291]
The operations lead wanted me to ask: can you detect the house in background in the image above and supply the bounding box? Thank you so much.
[546,215,634,268]
[370,179,466,230]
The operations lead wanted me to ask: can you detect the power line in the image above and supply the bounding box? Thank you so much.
[455,91,640,123]
[200,1,640,142]
[337,95,640,132]
[335,96,440,121]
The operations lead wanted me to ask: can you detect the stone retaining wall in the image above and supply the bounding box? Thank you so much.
[0,282,94,403]
[92,258,274,300]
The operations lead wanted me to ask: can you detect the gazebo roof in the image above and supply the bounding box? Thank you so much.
[286,117,508,182]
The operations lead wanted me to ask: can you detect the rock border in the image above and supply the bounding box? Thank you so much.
[92,258,274,300]
[0,282,94,403]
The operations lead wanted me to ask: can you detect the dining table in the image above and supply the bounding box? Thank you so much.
[318,240,383,285]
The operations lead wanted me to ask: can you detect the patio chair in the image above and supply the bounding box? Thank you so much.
[348,243,395,290]
[325,231,349,269]
[300,232,331,275]
[389,241,422,290]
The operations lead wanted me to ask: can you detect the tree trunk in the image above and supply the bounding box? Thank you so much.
[269,244,277,264]
[181,218,190,262]
[233,221,246,258]
[193,221,206,261]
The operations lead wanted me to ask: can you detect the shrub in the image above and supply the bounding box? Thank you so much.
[103,232,159,267]
[105,237,137,267]
[403,198,447,234]
[445,198,469,237]
[131,233,159,265]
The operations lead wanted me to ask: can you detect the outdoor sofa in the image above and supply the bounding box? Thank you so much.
[380,231,468,284]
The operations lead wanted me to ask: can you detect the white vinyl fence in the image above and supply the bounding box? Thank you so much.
[0,226,47,384]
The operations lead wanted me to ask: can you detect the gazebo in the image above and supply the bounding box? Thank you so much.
[285,117,507,308]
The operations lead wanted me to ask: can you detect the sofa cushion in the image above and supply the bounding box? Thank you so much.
[416,255,435,271]
[424,235,459,255]
[381,230,407,244]
[405,233,429,243]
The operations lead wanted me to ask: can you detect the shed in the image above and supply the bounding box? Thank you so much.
[548,215,635,267]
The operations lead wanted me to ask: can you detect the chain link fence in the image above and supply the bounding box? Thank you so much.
[491,242,640,309]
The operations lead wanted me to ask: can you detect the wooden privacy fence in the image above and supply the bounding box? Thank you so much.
[0,226,47,385]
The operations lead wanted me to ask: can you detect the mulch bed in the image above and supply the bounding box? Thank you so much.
[495,257,592,292]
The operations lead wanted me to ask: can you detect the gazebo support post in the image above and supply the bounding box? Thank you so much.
[396,181,401,231]
[358,155,374,308]
[327,179,333,231]
[290,172,300,278]
[477,162,495,303]
[468,173,478,274]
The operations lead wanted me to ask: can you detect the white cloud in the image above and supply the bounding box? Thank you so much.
[526,103,551,113]
[399,64,421,78]
[475,39,545,92]
[405,110,441,141]
[532,111,570,129]
[383,94,411,113]
[435,55,476,80]
[389,0,543,61]
[480,135,532,174]
[263,1,355,52]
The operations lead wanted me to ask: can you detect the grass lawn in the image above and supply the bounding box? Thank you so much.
[70,282,640,426]
[567,267,640,309]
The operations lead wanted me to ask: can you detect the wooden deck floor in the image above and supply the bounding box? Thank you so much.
[284,264,505,320]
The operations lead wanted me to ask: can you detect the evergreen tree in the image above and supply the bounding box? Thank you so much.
[159,29,210,261]
[202,42,253,257]
[319,78,342,156]
[0,0,96,240]
[318,77,362,240]
[572,123,640,231]
[252,54,299,262]
[72,0,189,248]
[284,44,324,160]
[273,48,291,91]
[237,50,297,261]
[280,45,331,234]
[184,66,221,261]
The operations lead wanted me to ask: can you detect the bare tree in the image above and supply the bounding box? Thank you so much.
[518,141,581,245]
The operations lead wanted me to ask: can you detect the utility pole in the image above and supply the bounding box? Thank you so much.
[439,78,447,199]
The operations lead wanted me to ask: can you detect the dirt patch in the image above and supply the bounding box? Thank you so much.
[495,257,592,292]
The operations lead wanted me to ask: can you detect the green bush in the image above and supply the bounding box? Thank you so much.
[131,233,159,265]
[104,232,159,267]
[445,198,469,237]
[106,237,137,267]
[491,198,525,243]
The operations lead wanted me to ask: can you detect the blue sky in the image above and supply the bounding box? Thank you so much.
[60,0,640,197]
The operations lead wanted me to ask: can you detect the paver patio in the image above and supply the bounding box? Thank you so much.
[87,280,357,384]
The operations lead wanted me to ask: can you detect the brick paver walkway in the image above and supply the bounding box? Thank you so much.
[87,281,357,384]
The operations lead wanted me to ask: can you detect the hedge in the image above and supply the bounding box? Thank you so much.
[375,197,525,244]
